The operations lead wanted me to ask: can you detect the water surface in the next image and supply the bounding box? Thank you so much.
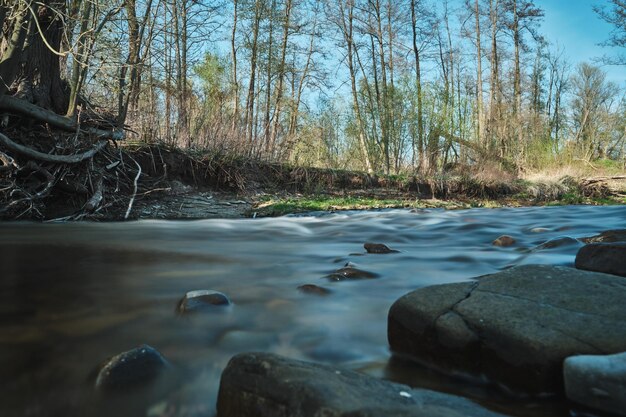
[1,205,624,417]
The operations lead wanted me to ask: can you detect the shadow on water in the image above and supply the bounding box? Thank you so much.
[0,205,624,417]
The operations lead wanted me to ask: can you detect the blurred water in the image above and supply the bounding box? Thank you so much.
[0,205,624,417]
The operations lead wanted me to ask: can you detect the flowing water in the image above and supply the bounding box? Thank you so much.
[0,205,624,417]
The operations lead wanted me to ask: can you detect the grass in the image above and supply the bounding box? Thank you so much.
[249,195,512,217]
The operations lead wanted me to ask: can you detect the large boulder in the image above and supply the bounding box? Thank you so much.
[575,242,626,277]
[388,265,626,394]
[564,351,626,416]
[216,352,506,417]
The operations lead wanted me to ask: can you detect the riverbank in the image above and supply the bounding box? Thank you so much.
[2,141,625,220]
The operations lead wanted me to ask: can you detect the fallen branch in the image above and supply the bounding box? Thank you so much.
[0,150,18,171]
[0,95,125,140]
[124,157,142,219]
[582,175,626,185]
[84,176,104,212]
[0,131,107,163]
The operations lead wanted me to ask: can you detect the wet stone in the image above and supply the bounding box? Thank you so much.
[536,236,580,250]
[364,242,399,254]
[388,265,626,394]
[297,284,332,296]
[216,352,507,417]
[581,229,626,244]
[327,266,379,281]
[177,290,231,314]
[564,351,626,416]
[575,243,626,277]
[492,235,515,247]
[95,344,167,390]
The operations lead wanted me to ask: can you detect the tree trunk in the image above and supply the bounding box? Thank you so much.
[475,0,485,145]
[3,1,68,114]
[411,0,425,174]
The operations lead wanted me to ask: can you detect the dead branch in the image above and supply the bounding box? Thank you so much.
[84,176,104,212]
[0,131,107,163]
[124,157,142,219]
[582,175,626,185]
[0,149,18,171]
[0,95,125,140]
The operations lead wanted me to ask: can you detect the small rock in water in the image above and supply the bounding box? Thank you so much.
[536,236,580,250]
[575,243,626,277]
[530,227,551,233]
[581,229,626,244]
[564,351,626,416]
[95,344,167,390]
[177,290,231,314]
[327,267,379,281]
[364,242,399,254]
[297,284,332,296]
[492,235,516,247]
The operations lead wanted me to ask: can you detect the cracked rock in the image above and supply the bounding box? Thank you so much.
[216,352,507,417]
[388,265,626,394]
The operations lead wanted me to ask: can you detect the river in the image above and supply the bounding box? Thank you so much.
[1,205,624,417]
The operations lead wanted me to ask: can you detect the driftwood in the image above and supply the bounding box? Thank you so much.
[0,131,108,163]
[0,95,125,140]
[581,175,626,185]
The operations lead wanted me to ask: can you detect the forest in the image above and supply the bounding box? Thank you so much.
[0,0,625,218]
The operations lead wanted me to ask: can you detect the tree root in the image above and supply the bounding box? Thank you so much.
[0,95,125,140]
[0,131,108,163]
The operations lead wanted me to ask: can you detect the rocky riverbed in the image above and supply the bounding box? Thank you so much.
[1,207,624,417]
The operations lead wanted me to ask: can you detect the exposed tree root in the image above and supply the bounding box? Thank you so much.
[0,95,125,140]
[0,131,107,163]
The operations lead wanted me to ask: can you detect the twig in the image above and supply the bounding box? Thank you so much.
[125,157,142,219]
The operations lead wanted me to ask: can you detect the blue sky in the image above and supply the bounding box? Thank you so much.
[539,0,625,86]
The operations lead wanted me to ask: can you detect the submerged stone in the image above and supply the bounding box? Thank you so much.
[564,351,626,416]
[536,236,580,250]
[492,235,515,247]
[580,229,626,244]
[575,243,626,277]
[388,265,626,394]
[327,266,379,281]
[177,290,231,313]
[216,352,507,417]
[297,284,332,296]
[364,242,399,254]
[95,344,167,390]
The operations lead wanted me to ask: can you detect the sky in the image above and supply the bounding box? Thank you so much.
[538,0,625,86]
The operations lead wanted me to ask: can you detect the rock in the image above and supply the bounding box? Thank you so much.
[530,227,550,233]
[216,352,507,417]
[177,290,231,313]
[492,235,515,247]
[388,265,626,394]
[564,351,626,416]
[95,344,167,390]
[297,284,332,296]
[364,242,399,254]
[581,229,626,244]
[536,236,580,250]
[575,243,626,277]
[327,266,379,281]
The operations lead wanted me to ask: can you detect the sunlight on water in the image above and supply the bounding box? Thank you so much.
[0,205,624,417]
